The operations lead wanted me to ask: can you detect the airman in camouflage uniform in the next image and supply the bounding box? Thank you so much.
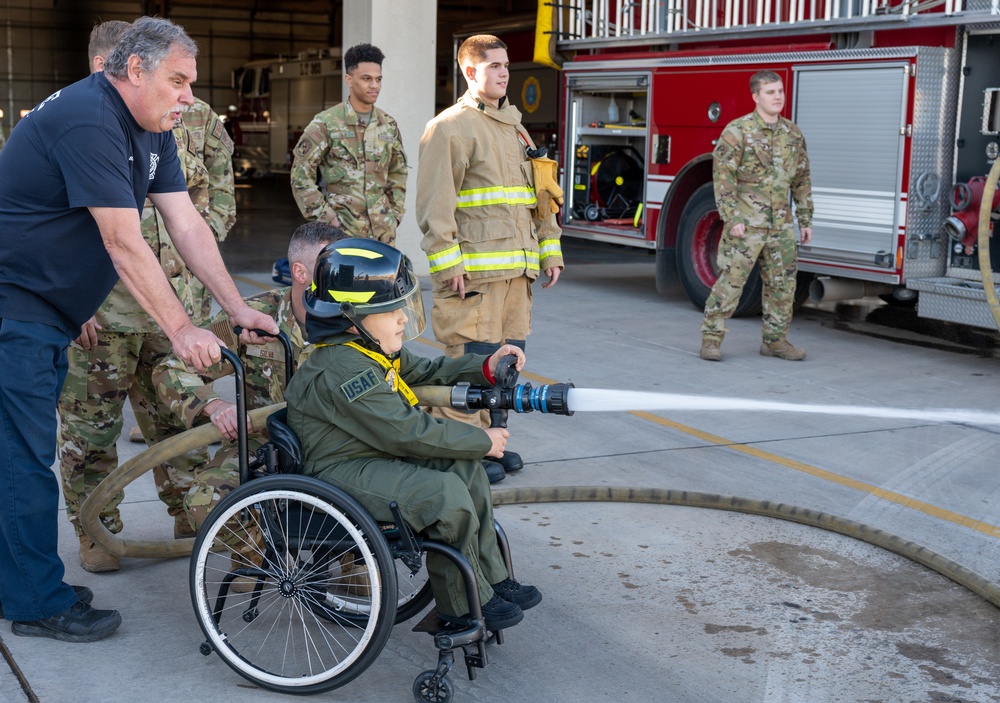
[152,287,311,536]
[700,70,813,362]
[147,222,341,562]
[58,101,236,569]
[177,98,237,323]
[290,43,407,245]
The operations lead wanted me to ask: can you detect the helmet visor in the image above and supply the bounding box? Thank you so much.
[352,267,426,343]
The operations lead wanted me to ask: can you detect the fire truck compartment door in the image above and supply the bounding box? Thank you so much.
[793,63,908,269]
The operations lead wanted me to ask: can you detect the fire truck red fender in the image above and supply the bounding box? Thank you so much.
[976,157,1000,330]
[655,154,712,295]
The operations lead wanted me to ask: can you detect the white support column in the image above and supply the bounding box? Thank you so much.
[343,0,436,276]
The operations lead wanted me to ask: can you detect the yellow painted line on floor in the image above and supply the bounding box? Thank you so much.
[413,336,1000,539]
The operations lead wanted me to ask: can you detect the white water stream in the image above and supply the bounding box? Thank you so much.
[564,388,1000,426]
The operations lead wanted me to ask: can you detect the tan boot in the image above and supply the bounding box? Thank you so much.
[338,553,372,597]
[128,425,144,443]
[760,339,807,360]
[79,534,120,573]
[700,338,722,361]
[173,515,197,539]
[229,552,264,594]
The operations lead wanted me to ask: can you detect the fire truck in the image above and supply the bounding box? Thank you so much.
[229,48,342,177]
[539,0,1000,329]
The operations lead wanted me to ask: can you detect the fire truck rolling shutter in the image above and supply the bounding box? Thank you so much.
[793,64,908,272]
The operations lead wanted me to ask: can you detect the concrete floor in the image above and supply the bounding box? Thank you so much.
[3,177,1000,703]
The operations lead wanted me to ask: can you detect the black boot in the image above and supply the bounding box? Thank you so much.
[494,450,523,473]
[483,460,506,484]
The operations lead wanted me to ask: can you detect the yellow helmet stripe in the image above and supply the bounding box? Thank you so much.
[329,290,376,303]
[336,247,384,259]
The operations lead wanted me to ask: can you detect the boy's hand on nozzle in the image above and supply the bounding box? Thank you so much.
[485,427,510,458]
[488,345,525,376]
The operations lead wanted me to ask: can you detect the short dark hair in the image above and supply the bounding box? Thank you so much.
[287,221,347,267]
[457,34,507,69]
[103,16,198,79]
[344,43,384,74]
[750,70,782,94]
[88,20,130,68]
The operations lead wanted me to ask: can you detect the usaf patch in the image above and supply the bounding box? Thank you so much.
[341,368,382,402]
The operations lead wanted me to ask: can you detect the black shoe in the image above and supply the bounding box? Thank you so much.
[0,585,93,620]
[495,450,524,473]
[12,601,121,643]
[483,460,506,484]
[492,577,542,610]
[439,594,523,631]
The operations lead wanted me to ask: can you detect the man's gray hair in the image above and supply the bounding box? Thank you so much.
[103,16,198,79]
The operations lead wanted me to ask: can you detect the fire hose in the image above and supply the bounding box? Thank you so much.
[978,155,1000,332]
[80,357,1000,609]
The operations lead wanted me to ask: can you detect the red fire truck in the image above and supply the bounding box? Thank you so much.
[229,48,342,177]
[539,0,1000,329]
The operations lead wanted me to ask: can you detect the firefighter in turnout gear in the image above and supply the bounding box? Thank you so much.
[285,238,542,631]
[416,34,564,484]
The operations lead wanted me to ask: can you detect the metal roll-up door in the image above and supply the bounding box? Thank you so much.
[793,63,908,272]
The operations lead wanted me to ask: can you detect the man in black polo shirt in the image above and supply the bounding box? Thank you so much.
[0,16,277,643]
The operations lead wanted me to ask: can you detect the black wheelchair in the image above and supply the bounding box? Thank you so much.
[189,340,517,702]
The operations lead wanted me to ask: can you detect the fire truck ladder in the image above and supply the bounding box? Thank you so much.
[546,0,1000,48]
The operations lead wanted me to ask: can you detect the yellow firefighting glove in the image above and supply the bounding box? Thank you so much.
[531,156,564,215]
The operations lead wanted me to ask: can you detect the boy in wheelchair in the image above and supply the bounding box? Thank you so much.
[284,238,541,631]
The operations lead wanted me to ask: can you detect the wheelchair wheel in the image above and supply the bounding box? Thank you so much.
[394,564,433,623]
[190,475,397,695]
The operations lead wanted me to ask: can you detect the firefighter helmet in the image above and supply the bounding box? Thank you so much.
[304,238,426,341]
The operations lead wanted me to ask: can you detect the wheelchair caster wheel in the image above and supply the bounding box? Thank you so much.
[412,669,454,703]
[199,641,213,656]
[242,607,258,623]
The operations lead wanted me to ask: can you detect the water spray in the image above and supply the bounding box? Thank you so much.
[416,354,1000,427]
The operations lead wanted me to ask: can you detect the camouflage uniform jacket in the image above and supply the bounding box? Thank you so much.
[713,110,813,231]
[154,287,310,432]
[94,99,236,332]
[417,92,563,288]
[290,101,407,243]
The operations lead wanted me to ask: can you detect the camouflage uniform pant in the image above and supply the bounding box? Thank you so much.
[430,276,531,429]
[701,225,799,343]
[58,331,208,537]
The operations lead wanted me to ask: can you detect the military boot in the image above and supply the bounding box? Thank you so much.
[338,552,372,597]
[700,338,722,362]
[760,339,807,361]
[79,534,120,573]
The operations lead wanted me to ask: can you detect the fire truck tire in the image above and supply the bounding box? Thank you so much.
[675,183,762,317]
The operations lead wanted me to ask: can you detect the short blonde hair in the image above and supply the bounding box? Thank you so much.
[750,70,782,94]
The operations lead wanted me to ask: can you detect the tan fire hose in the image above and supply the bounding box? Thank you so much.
[977,155,1000,331]
[80,398,1000,609]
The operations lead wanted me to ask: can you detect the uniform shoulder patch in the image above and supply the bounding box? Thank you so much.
[294,136,317,159]
[341,368,382,402]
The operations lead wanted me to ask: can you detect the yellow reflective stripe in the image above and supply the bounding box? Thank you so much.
[456,186,537,209]
[330,289,375,303]
[336,247,383,259]
[539,238,563,259]
[462,250,540,273]
[427,244,462,274]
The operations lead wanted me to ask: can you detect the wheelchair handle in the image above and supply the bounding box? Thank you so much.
[232,326,295,388]
[220,329,295,484]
